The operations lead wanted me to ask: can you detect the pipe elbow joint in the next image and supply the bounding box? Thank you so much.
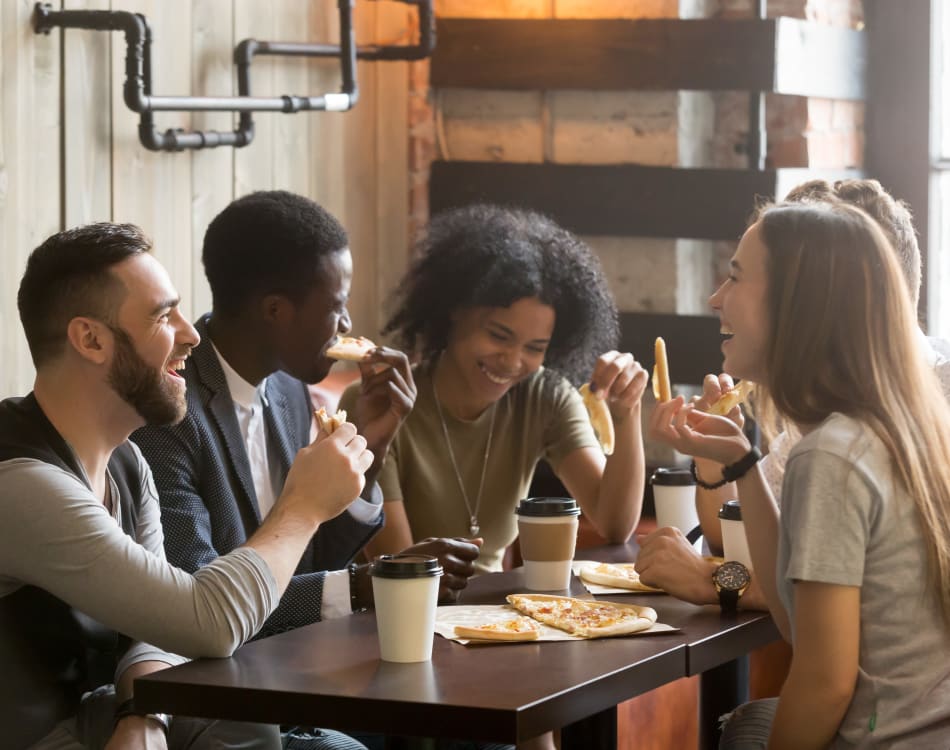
[234,38,260,66]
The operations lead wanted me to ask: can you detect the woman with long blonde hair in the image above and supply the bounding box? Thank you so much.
[651,200,950,748]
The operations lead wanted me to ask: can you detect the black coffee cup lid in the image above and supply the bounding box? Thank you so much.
[650,467,695,486]
[718,499,742,521]
[370,554,443,579]
[515,497,581,517]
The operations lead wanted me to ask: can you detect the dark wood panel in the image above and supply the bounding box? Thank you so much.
[431,18,865,100]
[430,161,864,241]
[430,161,772,241]
[620,312,723,387]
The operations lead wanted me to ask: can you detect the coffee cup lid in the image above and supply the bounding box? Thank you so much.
[650,467,695,486]
[370,554,443,579]
[515,497,581,517]
[718,499,742,521]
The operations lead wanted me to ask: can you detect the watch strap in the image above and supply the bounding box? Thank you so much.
[721,446,762,483]
[717,586,740,613]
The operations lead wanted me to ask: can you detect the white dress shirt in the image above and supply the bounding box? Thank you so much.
[211,345,381,619]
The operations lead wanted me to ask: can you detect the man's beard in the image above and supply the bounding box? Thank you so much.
[107,326,186,426]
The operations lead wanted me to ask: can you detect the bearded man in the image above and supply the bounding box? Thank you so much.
[0,223,372,750]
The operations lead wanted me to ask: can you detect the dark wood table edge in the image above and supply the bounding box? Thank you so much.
[134,640,688,745]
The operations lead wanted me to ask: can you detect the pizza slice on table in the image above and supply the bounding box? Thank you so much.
[506,594,657,638]
[578,562,663,593]
[454,616,541,642]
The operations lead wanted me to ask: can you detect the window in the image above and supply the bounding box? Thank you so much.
[931,0,950,336]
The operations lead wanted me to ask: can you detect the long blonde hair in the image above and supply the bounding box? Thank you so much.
[758,202,950,627]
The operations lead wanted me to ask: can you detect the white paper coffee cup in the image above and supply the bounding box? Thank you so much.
[651,468,699,536]
[516,497,580,590]
[719,500,753,571]
[370,554,442,663]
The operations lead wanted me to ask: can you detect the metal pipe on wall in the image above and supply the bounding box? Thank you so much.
[32,0,434,152]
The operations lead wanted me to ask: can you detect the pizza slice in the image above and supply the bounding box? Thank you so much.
[578,562,663,593]
[314,406,347,434]
[579,383,615,456]
[453,616,541,642]
[506,593,657,638]
[706,381,754,417]
[325,335,376,361]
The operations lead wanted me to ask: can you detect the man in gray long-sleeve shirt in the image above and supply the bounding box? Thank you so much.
[0,222,372,750]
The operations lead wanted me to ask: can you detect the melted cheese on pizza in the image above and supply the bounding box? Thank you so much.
[506,594,656,638]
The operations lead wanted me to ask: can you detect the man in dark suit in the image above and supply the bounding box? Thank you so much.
[131,191,480,634]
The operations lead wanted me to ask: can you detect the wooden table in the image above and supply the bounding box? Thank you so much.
[135,546,778,749]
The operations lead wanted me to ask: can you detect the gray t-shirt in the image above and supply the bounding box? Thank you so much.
[761,333,950,502]
[777,413,950,748]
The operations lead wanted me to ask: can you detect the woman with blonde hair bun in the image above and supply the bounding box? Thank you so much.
[651,201,950,749]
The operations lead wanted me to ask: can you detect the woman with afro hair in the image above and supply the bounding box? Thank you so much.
[343,204,648,576]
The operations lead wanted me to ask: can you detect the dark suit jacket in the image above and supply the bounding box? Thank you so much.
[132,314,382,637]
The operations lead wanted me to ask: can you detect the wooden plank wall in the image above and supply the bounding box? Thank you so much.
[0,0,410,397]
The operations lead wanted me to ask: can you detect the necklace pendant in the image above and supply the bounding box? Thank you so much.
[469,517,480,537]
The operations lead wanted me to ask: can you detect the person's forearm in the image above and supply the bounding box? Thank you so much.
[362,498,414,560]
[685,570,769,611]
[768,670,852,749]
[244,502,321,593]
[735,465,789,638]
[694,457,736,554]
[591,410,645,542]
[116,660,172,702]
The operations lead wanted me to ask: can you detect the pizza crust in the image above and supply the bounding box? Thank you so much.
[506,593,657,638]
[314,406,347,434]
[453,616,541,642]
[325,335,376,361]
[579,383,615,455]
[652,337,672,403]
[578,562,662,593]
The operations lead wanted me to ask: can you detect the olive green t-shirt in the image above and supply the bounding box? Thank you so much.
[342,366,598,573]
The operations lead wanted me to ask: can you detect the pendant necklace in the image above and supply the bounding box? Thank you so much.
[432,371,496,537]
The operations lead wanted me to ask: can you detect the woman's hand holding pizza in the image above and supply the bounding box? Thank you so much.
[588,351,649,425]
[649,396,751,467]
[693,373,745,426]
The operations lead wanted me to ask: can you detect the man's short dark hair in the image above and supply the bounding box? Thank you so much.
[202,191,349,316]
[18,223,151,367]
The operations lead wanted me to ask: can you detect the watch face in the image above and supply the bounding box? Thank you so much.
[715,561,751,591]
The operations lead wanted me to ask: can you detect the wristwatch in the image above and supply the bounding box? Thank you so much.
[114,697,171,734]
[712,560,751,613]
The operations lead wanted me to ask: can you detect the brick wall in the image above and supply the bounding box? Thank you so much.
[409,0,864,397]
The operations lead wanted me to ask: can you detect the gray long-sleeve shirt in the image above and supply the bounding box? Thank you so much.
[0,444,278,672]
